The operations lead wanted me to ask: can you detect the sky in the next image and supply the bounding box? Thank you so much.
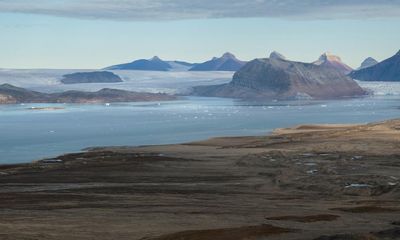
[0,0,399,69]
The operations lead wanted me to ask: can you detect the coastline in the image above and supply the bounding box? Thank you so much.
[0,119,400,239]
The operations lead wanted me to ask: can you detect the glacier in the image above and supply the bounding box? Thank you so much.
[0,69,233,94]
[0,69,399,96]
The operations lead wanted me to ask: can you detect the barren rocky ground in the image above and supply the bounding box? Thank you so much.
[1,119,400,239]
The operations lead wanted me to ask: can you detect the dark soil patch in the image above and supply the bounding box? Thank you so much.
[142,224,294,240]
[266,214,339,223]
[313,234,373,240]
[313,227,400,240]
[331,206,399,213]
[373,227,400,238]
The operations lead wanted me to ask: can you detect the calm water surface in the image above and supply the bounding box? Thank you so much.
[1,96,399,164]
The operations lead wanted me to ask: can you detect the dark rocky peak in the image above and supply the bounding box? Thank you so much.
[269,51,286,60]
[221,52,236,59]
[150,56,163,61]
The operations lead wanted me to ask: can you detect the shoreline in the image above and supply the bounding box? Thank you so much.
[0,119,400,239]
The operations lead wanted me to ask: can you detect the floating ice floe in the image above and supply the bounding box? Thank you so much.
[345,183,371,188]
[307,169,318,174]
[305,162,317,166]
[301,153,316,157]
[40,159,63,164]
[319,153,333,157]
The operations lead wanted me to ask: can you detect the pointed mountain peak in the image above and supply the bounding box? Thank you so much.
[150,56,162,61]
[358,57,378,69]
[270,51,286,60]
[221,52,236,59]
[189,52,245,71]
[318,52,342,62]
[313,52,353,74]
[364,57,377,61]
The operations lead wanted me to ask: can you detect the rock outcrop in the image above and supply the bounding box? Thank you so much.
[269,51,286,60]
[192,57,365,100]
[61,71,123,84]
[313,52,353,74]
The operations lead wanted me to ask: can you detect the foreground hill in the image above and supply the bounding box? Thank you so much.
[0,84,176,104]
[349,50,400,81]
[189,52,246,71]
[1,119,399,239]
[61,71,123,84]
[192,57,365,100]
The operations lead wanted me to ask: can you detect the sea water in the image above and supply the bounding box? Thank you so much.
[1,95,400,164]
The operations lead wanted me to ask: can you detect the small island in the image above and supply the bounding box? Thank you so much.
[61,71,123,84]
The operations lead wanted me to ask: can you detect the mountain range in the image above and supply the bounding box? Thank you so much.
[98,49,400,82]
[103,51,362,74]
[349,51,400,81]
[192,53,365,100]
[104,53,246,72]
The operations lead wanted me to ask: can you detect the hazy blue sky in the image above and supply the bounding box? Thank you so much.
[0,0,399,69]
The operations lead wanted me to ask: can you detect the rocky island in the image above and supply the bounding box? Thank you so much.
[0,119,399,239]
[61,71,123,84]
[0,84,176,104]
[192,54,366,100]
